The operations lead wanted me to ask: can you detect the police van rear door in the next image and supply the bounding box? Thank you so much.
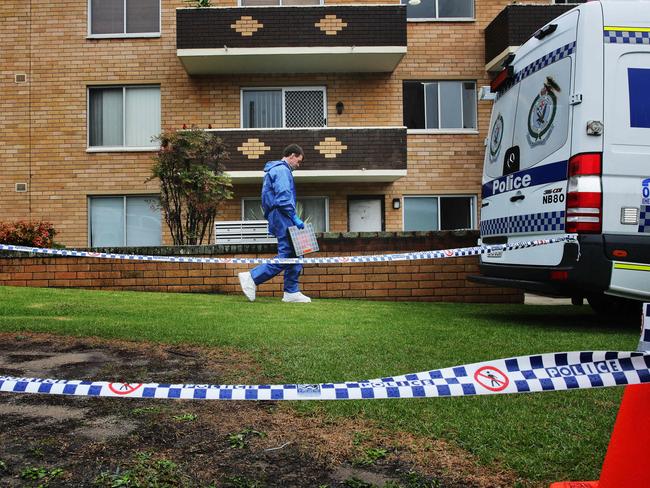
[479,79,519,255]
[500,10,579,266]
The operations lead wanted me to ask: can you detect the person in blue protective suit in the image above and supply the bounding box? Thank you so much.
[238,144,311,303]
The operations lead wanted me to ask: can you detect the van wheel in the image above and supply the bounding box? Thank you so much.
[586,293,642,319]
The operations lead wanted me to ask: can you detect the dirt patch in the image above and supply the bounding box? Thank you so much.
[0,333,528,487]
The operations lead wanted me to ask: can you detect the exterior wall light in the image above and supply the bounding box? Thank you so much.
[392,198,401,209]
[336,101,344,115]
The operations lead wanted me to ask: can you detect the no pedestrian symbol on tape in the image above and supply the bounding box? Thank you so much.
[108,383,143,395]
[474,366,509,392]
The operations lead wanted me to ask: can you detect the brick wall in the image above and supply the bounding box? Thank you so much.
[0,231,522,303]
[1,0,552,247]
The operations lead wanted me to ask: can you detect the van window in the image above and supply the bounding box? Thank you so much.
[610,53,650,146]
[512,56,571,170]
[485,85,519,179]
[628,68,650,128]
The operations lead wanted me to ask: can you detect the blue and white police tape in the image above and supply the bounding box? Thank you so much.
[1,306,648,401]
[0,234,577,265]
[1,350,648,400]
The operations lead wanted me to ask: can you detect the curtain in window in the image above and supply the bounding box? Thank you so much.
[125,87,160,147]
[90,197,124,247]
[438,0,473,18]
[402,0,436,19]
[462,82,477,129]
[298,199,326,233]
[91,0,123,34]
[243,198,327,232]
[283,0,321,5]
[439,82,463,129]
[89,88,123,147]
[242,90,282,128]
[424,83,439,129]
[126,197,161,246]
[126,0,159,34]
[404,197,438,231]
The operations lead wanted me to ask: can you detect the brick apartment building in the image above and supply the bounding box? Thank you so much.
[1,0,576,249]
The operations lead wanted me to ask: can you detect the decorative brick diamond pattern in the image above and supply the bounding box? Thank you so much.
[315,15,347,35]
[231,16,263,37]
[237,138,270,159]
[315,137,348,159]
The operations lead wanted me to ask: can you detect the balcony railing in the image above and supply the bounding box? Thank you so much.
[207,127,406,183]
[485,4,574,72]
[177,6,407,74]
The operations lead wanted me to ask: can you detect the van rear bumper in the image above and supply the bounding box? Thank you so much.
[470,234,650,299]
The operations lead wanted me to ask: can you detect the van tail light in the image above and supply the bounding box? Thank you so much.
[565,153,602,234]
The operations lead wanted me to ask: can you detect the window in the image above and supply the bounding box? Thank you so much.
[403,81,477,130]
[88,86,160,150]
[401,0,473,20]
[242,197,329,233]
[241,87,326,128]
[89,196,161,247]
[628,68,650,129]
[240,0,321,5]
[89,0,160,37]
[403,196,475,231]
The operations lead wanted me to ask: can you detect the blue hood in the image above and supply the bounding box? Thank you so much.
[264,160,291,172]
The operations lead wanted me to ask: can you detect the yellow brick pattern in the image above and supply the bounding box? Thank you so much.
[237,138,271,159]
[314,137,347,158]
[231,16,263,36]
[315,15,348,36]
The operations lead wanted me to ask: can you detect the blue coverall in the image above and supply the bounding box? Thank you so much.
[249,160,302,293]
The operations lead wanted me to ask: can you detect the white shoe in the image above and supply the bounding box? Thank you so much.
[282,292,311,303]
[238,272,256,302]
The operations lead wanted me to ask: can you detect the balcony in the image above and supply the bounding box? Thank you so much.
[485,4,574,72]
[208,127,406,183]
[177,6,407,74]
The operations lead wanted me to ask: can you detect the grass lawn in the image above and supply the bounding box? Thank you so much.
[0,285,642,484]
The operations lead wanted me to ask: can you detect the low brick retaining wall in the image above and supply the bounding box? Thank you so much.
[0,231,522,303]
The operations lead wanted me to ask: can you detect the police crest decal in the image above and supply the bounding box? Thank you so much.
[489,114,504,163]
[527,77,560,147]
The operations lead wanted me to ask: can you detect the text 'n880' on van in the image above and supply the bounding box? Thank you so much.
[471,0,650,317]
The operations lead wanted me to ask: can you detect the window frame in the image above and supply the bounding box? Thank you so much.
[237,0,323,5]
[404,80,478,134]
[87,84,161,152]
[87,0,161,38]
[401,0,475,22]
[240,86,328,129]
[87,194,162,247]
[402,194,476,231]
[241,196,330,232]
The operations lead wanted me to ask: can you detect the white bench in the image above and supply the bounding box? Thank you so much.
[215,220,277,245]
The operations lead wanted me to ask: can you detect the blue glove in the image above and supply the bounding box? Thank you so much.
[292,214,305,229]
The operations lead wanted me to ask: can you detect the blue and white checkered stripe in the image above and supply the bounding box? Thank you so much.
[639,205,650,233]
[604,28,650,44]
[0,235,576,265]
[2,304,648,401]
[480,211,565,237]
[514,42,576,85]
[497,42,575,98]
[2,350,649,400]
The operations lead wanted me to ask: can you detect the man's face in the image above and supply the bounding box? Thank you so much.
[287,153,303,170]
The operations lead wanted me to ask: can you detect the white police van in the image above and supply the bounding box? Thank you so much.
[474,0,650,315]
